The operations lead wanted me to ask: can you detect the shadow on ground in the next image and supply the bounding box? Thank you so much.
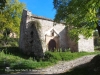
[0,47,33,59]
[59,54,100,75]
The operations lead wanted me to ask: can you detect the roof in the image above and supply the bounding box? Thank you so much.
[45,27,59,37]
[32,15,65,24]
[25,9,65,24]
[32,14,54,22]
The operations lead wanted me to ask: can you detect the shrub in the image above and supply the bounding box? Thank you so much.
[44,51,62,63]
[0,38,18,47]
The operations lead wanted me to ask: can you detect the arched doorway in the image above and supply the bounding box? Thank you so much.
[48,39,56,52]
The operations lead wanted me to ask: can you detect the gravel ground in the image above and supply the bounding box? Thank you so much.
[12,55,96,74]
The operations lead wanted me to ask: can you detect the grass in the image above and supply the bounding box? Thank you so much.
[0,47,100,74]
[0,50,52,69]
[44,51,100,62]
[0,50,53,74]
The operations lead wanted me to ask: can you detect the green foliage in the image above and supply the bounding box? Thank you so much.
[30,20,41,36]
[0,38,18,47]
[33,20,41,30]
[0,0,25,38]
[0,49,52,72]
[94,31,100,46]
[44,51,62,63]
[27,20,43,57]
[93,30,100,50]
[0,0,6,9]
[53,0,100,38]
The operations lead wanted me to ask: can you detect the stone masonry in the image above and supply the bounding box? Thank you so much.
[19,9,94,57]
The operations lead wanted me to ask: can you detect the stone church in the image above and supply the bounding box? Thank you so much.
[19,10,94,57]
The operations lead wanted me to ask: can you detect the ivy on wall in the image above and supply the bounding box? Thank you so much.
[26,20,43,59]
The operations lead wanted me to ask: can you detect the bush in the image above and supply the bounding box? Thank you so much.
[44,51,62,63]
[0,38,18,47]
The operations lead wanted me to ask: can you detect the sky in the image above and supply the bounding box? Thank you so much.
[19,0,56,20]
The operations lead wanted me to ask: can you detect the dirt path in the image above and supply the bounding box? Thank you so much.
[16,55,96,74]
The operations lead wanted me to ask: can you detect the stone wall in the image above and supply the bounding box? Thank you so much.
[32,17,68,51]
[78,35,94,52]
[19,10,68,57]
[64,27,94,52]
[19,9,94,57]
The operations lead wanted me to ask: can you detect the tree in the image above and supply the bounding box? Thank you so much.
[0,0,6,9]
[0,0,25,46]
[53,0,100,38]
[94,31,100,48]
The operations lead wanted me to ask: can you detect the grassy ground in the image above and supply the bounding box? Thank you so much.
[0,47,100,74]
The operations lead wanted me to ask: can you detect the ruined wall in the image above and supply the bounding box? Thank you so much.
[19,9,94,56]
[19,10,43,58]
[19,10,68,56]
[78,35,94,52]
[66,33,94,52]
